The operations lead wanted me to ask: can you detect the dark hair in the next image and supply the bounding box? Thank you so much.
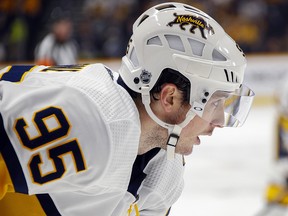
[117,68,191,103]
[50,7,72,24]
[151,68,190,102]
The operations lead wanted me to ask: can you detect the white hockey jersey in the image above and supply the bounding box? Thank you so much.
[0,64,184,216]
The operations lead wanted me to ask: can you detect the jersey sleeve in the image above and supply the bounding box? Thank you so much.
[0,64,141,215]
[0,65,113,195]
[136,150,185,216]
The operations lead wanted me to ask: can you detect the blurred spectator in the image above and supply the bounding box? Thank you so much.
[34,7,78,65]
[262,75,288,213]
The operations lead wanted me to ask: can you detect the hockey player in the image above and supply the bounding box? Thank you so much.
[0,2,255,216]
[258,76,288,216]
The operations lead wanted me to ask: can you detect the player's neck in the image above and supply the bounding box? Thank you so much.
[136,100,168,155]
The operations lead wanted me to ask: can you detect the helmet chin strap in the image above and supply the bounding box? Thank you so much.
[141,86,196,160]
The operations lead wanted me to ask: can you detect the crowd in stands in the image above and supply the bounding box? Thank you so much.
[0,0,287,63]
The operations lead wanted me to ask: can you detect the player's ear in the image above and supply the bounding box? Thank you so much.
[160,83,178,113]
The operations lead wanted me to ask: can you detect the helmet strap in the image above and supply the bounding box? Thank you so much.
[141,86,196,160]
[166,125,182,160]
[141,86,173,129]
[166,110,196,160]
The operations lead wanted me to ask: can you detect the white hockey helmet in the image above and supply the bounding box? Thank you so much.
[119,2,254,158]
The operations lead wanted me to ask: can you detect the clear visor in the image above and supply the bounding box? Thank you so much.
[199,84,255,127]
